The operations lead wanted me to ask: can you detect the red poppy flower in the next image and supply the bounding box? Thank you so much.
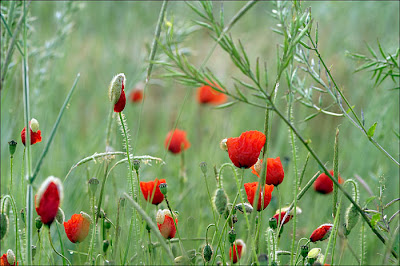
[164,129,191,154]
[156,209,177,239]
[244,182,274,211]
[251,157,285,186]
[314,170,344,194]
[35,176,63,225]
[197,82,227,105]
[64,212,91,243]
[129,88,144,103]
[21,118,42,146]
[140,178,166,205]
[229,239,246,264]
[226,131,266,168]
[0,250,17,266]
[310,223,333,242]
[108,73,126,113]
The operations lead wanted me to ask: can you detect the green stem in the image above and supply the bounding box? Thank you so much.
[333,128,339,218]
[165,196,186,256]
[48,227,71,265]
[289,120,299,266]
[9,156,13,195]
[324,199,342,265]
[2,196,20,265]
[56,223,67,266]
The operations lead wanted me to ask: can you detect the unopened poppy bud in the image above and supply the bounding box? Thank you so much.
[307,247,321,264]
[133,160,141,172]
[159,183,168,196]
[213,188,228,215]
[269,217,277,229]
[6,249,15,265]
[235,203,253,214]
[56,208,65,224]
[0,213,9,240]
[103,240,110,253]
[30,118,39,132]
[35,216,43,230]
[228,228,236,244]
[108,73,125,104]
[104,219,111,230]
[310,224,333,242]
[32,245,37,258]
[88,178,99,195]
[203,244,213,262]
[199,162,208,175]
[8,140,17,157]
[344,204,359,236]
[301,245,309,258]
[219,138,228,151]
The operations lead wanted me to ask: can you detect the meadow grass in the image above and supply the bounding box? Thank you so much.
[1,1,399,265]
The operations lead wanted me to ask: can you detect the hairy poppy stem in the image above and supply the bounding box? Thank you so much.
[48,227,71,266]
[1,195,19,265]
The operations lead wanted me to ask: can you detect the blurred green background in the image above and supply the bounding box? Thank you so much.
[1,1,399,265]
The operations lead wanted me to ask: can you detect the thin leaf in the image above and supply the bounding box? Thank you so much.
[365,42,378,59]
[377,39,386,59]
[214,101,237,109]
[367,122,377,138]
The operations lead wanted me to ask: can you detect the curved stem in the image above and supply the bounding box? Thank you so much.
[48,227,71,266]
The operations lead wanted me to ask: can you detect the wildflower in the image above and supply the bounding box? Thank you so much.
[244,182,274,211]
[35,176,63,225]
[197,82,227,105]
[0,249,16,266]
[310,224,333,242]
[164,129,190,154]
[273,206,302,225]
[313,171,344,194]
[20,118,42,146]
[129,88,144,103]
[226,131,266,168]
[229,239,246,264]
[251,157,285,186]
[108,73,126,113]
[156,209,177,239]
[64,212,92,243]
[139,178,166,205]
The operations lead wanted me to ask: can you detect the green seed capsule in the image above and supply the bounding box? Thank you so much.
[344,204,359,236]
[8,140,17,157]
[159,183,167,196]
[228,228,236,244]
[35,217,43,230]
[103,240,110,253]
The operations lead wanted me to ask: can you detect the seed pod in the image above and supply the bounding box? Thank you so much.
[133,160,141,172]
[213,188,228,215]
[0,213,9,239]
[88,178,99,195]
[103,240,110,253]
[35,217,43,230]
[301,245,309,258]
[32,245,37,259]
[228,228,236,244]
[55,208,65,224]
[104,219,112,230]
[159,183,168,196]
[344,204,359,236]
[203,244,213,262]
[8,140,17,157]
[199,162,208,175]
[269,217,277,229]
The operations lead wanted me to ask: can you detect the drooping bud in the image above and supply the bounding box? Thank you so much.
[344,204,359,236]
[203,244,213,262]
[310,224,333,242]
[235,203,253,214]
[8,140,17,157]
[269,217,277,229]
[35,216,43,230]
[213,188,228,215]
[219,138,228,151]
[88,178,99,195]
[199,162,208,175]
[228,228,236,244]
[159,183,168,196]
[30,118,40,132]
[133,160,141,172]
[103,240,110,253]
[56,208,65,224]
[6,249,15,265]
[0,213,9,239]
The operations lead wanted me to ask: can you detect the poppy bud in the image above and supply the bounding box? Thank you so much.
[229,239,246,264]
[104,219,112,230]
[35,216,43,230]
[64,212,92,243]
[21,119,42,146]
[30,118,39,132]
[0,213,9,240]
[269,217,277,229]
[88,178,99,195]
[8,140,17,157]
[203,244,213,262]
[159,183,168,196]
[133,160,141,172]
[6,249,15,265]
[310,224,333,242]
[146,223,151,232]
[56,207,65,224]
[235,203,253,214]
[301,245,309,258]
[199,162,208,175]
[35,176,63,225]
[103,240,110,253]
[219,138,228,151]
[213,188,228,215]
[228,228,236,244]
[109,73,126,113]
[344,204,359,236]
[307,248,321,264]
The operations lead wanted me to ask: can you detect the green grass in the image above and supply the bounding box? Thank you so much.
[1,1,399,265]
